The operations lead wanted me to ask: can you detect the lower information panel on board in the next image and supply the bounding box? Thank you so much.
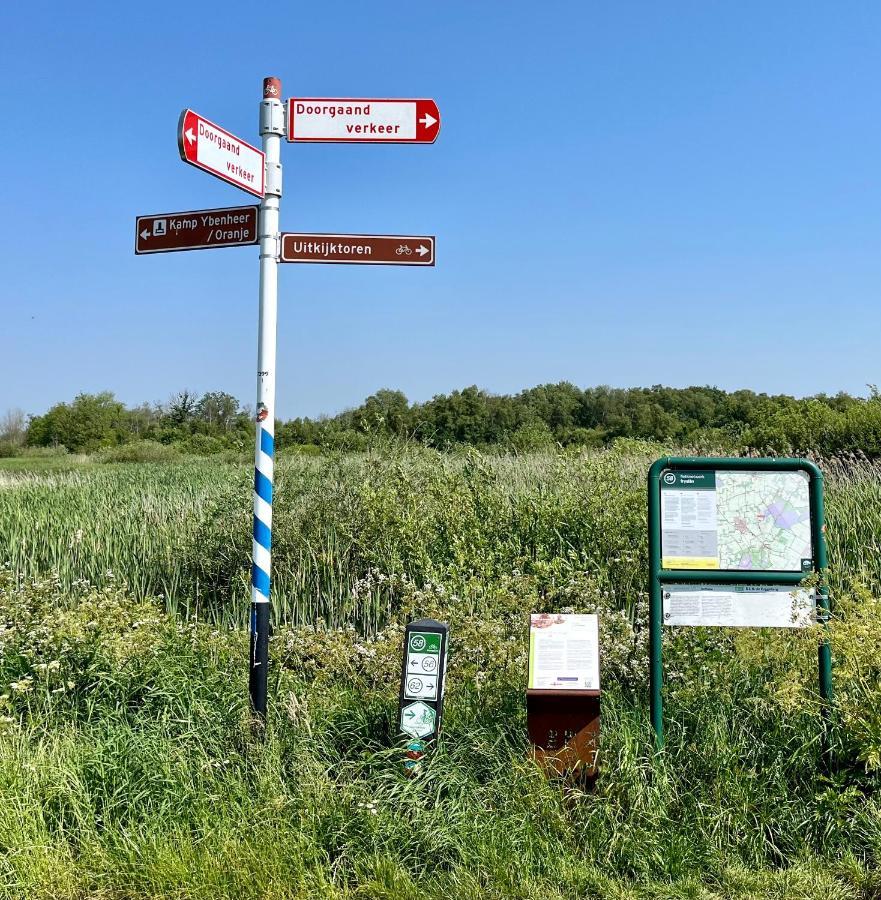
[662,583,814,628]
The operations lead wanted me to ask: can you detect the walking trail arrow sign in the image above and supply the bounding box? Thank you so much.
[178,109,265,197]
[281,233,435,265]
[287,98,440,143]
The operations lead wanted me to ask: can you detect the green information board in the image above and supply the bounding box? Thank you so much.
[648,457,832,749]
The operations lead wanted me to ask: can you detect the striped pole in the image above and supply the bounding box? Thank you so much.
[250,76,284,717]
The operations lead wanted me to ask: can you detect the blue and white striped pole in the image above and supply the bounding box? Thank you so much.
[250,76,284,717]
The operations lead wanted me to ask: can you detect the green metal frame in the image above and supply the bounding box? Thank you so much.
[648,457,832,749]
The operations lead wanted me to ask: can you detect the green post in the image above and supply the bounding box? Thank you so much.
[810,468,833,704]
[811,468,833,772]
[648,459,665,749]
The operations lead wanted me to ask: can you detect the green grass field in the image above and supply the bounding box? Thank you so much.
[2,445,881,898]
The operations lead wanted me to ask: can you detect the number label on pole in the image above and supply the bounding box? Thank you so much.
[280,233,435,266]
[178,109,266,198]
[287,98,440,143]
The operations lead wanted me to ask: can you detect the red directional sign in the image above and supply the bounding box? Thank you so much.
[287,98,440,143]
[178,109,265,197]
[135,206,259,255]
[280,233,435,265]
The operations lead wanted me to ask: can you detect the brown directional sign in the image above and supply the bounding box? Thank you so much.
[280,233,435,266]
[135,205,259,254]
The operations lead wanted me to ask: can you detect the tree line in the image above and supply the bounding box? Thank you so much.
[3,383,881,458]
[1,390,252,457]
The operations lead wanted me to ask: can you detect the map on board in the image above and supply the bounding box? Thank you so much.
[661,469,813,572]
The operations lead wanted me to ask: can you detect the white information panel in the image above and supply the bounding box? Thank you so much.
[663,584,814,628]
[528,614,600,690]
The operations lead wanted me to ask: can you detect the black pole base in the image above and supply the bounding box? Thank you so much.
[249,600,270,718]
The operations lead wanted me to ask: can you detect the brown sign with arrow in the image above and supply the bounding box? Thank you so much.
[280,233,435,266]
[135,206,259,254]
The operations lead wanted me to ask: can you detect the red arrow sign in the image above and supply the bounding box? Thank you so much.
[287,98,440,143]
[178,109,265,197]
[280,233,435,265]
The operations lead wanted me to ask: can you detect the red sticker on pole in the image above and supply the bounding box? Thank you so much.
[178,109,265,197]
[287,98,440,143]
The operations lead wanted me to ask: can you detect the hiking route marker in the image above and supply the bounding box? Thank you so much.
[399,620,448,773]
[137,77,439,721]
[648,457,832,751]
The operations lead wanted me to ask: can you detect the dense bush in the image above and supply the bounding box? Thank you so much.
[18,383,881,459]
[96,439,180,464]
[282,383,881,457]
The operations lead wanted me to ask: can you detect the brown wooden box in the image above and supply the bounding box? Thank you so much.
[526,689,600,778]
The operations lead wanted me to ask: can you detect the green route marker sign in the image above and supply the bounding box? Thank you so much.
[400,701,436,738]
[648,457,832,749]
[399,619,449,769]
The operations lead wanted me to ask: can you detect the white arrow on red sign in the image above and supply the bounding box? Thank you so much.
[178,109,265,197]
[287,98,440,143]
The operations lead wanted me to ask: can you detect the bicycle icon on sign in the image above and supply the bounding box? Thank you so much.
[395,244,412,256]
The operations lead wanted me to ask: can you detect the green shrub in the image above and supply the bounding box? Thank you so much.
[177,433,228,456]
[96,440,180,464]
[19,445,69,458]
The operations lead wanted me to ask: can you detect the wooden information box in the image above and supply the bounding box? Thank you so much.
[526,613,600,778]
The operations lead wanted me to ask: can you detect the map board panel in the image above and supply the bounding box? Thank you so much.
[663,583,814,628]
[528,614,599,691]
[661,470,813,572]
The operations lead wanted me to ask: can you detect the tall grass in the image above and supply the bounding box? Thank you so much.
[1,568,880,898]
[3,447,881,897]
[2,446,880,628]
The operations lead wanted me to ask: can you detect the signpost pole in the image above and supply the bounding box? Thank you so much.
[249,76,284,718]
[647,459,665,749]
[811,470,833,705]
[811,467,834,770]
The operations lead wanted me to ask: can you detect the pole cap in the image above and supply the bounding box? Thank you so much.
[263,77,282,100]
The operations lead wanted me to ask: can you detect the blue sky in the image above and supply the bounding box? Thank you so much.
[1,1,879,418]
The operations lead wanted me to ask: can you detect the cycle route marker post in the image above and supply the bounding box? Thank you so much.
[399,619,449,773]
[647,457,832,753]
[135,77,440,719]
